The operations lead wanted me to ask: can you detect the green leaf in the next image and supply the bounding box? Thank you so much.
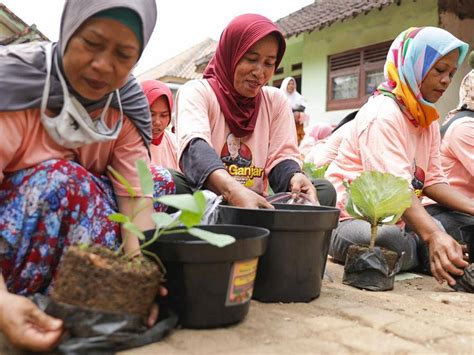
[107,166,137,198]
[108,213,130,224]
[179,210,202,228]
[123,222,146,240]
[136,159,154,196]
[188,227,235,248]
[344,171,412,227]
[193,191,207,214]
[151,212,174,229]
[303,162,329,179]
[157,194,202,214]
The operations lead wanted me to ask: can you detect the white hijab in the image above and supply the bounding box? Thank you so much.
[280,77,306,111]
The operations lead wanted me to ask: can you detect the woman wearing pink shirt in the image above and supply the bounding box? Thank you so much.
[326,27,472,286]
[141,80,180,171]
[426,68,474,239]
[0,0,171,350]
[174,14,336,208]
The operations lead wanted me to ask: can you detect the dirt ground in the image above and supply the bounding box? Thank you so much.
[1,259,473,354]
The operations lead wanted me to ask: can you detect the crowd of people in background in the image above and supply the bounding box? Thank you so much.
[0,0,473,351]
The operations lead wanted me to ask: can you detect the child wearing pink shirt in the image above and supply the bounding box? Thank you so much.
[425,70,474,240]
[174,14,336,208]
[141,80,180,171]
[326,27,472,287]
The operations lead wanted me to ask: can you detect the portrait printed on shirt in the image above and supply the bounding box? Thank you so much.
[411,159,426,197]
[220,133,263,187]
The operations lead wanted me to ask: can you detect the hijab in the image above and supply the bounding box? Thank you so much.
[141,80,174,146]
[203,14,286,138]
[280,77,306,111]
[0,0,157,145]
[376,27,468,128]
[446,70,474,122]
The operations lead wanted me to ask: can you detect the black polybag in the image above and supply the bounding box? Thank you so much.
[451,264,474,293]
[32,294,178,355]
[343,247,402,291]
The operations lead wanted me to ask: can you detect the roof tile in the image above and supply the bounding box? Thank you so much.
[276,0,399,37]
[137,38,217,81]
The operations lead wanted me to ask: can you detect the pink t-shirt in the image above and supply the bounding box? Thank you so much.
[326,95,447,219]
[150,130,179,171]
[305,121,353,167]
[175,79,301,195]
[439,116,474,199]
[0,108,150,197]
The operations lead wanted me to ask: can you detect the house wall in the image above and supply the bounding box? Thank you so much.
[272,34,304,86]
[281,0,440,126]
[437,11,474,121]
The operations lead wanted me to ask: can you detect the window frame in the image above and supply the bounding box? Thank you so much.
[327,41,391,111]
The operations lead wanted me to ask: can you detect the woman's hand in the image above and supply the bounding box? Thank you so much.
[0,291,63,352]
[145,286,168,327]
[289,173,318,205]
[226,183,273,209]
[427,230,468,286]
[206,169,273,209]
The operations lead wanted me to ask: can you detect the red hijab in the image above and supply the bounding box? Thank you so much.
[203,14,286,138]
[141,80,174,145]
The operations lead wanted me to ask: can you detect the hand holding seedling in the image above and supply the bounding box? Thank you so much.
[0,290,63,351]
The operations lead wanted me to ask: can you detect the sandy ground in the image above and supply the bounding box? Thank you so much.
[1,260,473,354]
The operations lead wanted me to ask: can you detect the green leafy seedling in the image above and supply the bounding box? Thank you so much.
[344,171,412,250]
[108,160,235,263]
[303,162,329,179]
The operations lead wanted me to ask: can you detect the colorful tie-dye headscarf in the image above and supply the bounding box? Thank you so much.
[377,27,468,127]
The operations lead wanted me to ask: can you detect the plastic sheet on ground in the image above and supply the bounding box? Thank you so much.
[33,294,178,355]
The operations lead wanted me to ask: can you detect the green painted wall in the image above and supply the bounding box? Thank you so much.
[277,0,439,125]
[272,34,304,86]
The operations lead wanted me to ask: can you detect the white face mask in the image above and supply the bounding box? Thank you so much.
[40,43,123,149]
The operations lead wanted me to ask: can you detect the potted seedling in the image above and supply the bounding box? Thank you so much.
[342,171,412,291]
[49,159,266,342]
[98,160,269,329]
[51,160,235,319]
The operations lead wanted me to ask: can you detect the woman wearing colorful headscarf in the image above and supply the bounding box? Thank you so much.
[0,0,171,350]
[325,27,472,287]
[424,66,474,239]
[280,77,309,145]
[174,14,336,209]
[141,80,180,171]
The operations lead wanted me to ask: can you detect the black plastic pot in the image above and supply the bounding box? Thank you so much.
[143,224,269,329]
[460,225,474,263]
[217,203,340,302]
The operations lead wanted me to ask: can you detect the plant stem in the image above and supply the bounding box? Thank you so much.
[370,224,378,250]
[142,249,167,274]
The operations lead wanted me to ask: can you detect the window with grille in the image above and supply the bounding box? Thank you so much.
[327,41,391,110]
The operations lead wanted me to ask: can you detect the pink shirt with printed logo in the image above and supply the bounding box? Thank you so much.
[326,95,447,220]
[0,108,150,197]
[439,116,474,199]
[150,130,179,171]
[175,79,301,195]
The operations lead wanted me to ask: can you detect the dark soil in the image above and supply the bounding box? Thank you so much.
[347,244,399,271]
[51,245,162,317]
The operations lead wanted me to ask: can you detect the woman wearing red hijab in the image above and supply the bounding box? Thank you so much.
[141,80,179,170]
[174,14,336,208]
